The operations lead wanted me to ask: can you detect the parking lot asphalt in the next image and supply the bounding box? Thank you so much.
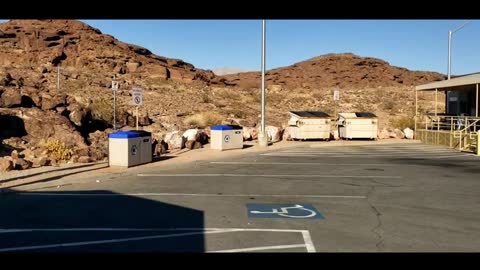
[1,142,479,252]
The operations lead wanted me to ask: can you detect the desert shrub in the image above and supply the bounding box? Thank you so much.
[382,99,395,110]
[39,138,74,161]
[251,93,261,103]
[391,115,415,130]
[225,108,248,118]
[215,88,241,101]
[90,98,113,123]
[183,111,223,128]
[201,91,212,103]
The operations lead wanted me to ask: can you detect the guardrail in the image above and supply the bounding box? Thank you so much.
[415,115,479,154]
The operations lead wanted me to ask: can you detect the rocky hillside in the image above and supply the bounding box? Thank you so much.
[0,20,446,173]
[0,20,222,84]
[221,53,445,89]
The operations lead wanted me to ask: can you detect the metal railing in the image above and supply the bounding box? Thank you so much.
[416,114,479,154]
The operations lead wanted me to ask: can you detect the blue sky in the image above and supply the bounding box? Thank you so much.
[1,19,479,75]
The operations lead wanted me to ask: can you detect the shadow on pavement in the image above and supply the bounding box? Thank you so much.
[0,162,107,184]
[0,189,205,253]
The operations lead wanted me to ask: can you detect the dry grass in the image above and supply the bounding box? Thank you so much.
[215,88,241,101]
[391,115,415,130]
[201,91,212,103]
[90,98,113,123]
[225,108,248,119]
[183,111,224,128]
[382,99,395,110]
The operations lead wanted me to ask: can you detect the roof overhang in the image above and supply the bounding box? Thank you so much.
[416,73,480,92]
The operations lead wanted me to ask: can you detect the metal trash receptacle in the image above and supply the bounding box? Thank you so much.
[288,111,331,140]
[130,130,152,164]
[338,112,378,140]
[108,130,152,167]
[210,125,243,150]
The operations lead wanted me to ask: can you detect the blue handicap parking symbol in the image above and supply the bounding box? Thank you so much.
[247,203,324,219]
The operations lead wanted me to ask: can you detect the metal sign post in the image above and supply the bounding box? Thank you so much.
[333,89,340,133]
[57,65,60,91]
[111,79,119,130]
[131,86,143,130]
[333,89,340,116]
[258,19,268,147]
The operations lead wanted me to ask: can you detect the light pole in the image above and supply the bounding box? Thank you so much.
[258,19,268,147]
[446,20,471,115]
[448,20,471,80]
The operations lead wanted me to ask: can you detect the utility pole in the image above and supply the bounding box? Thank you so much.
[446,20,471,114]
[258,19,268,147]
[448,20,471,80]
[112,75,119,130]
[57,65,60,91]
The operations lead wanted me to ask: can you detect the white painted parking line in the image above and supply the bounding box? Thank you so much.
[0,228,315,253]
[210,244,307,253]
[0,230,230,252]
[279,149,461,153]
[19,192,366,199]
[210,161,411,166]
[278,151,459,155]
[429,154,478,159]
[136,173,401,179]
[301,230,316,252]
[309,144,440,148]
[0,227,309,233]
[261,153,471,159]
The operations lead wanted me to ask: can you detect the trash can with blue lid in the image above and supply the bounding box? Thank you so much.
[210,125,243,150]
[108,130,152,167]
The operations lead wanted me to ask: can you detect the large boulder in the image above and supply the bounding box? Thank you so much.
[196,130,209,145]
[185,140,202,150]
[69,110,86,126]
[182,129,200,141]
[378,128,391,139]
[78,156,91,163]
[20,87,42,107]
[154,140,168,156]
[404,128,414,139]
[182,129,209,145]
[203,127,211,138]
[13,158,32,170]
[0,69,13,86]
[32,157,49,168]
[243,127,252,141]
[1,108,87,149]
[0,88,22,107]
[87,130,108,161]
[141,122,165,142]
[126,62,141,73]
[40,93,66,110]
[19,148,35,161]
[165,130,185,149]
[393,128,405,139]
[89,147,106,161]
[282,126,294,141]
[265,125,283,142]
[137,113,152,126]
[378,127,405,139]
[248,127,259,140]
[0,158,13,172]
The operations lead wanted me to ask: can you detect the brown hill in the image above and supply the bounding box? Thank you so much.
[221,53,445,89]
[0,19,221,84]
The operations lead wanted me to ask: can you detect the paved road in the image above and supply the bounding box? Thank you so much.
[1,142,480,252]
